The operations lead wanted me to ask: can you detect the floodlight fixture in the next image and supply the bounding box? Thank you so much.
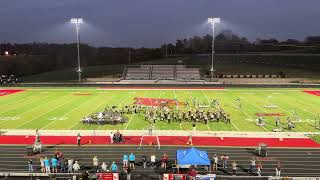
[70,18,83,24]
[70,17,83,83]
[208,17,220,24]
[207,17,220,81]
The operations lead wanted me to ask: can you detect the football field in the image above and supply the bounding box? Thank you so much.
[0,87,319,132]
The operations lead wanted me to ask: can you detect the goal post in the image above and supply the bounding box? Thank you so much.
[138,127,161,150]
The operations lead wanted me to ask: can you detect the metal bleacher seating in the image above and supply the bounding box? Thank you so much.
[124,65,201,80]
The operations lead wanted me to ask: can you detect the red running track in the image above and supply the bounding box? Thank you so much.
[0,135,319,148]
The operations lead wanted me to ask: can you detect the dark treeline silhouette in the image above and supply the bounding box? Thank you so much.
[1,31,320,77]
[0,43,161,76]
[160,30,320,54]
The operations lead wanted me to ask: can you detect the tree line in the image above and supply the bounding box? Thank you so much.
[1,30,320,76]
[160,30,320,54]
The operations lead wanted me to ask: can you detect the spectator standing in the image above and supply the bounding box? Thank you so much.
[186,134,193,145]
[129,153,135,169]
[123,154,129,168]
[28,159,33,172]
[40,157,45,173]
[221,154,229,169]
[249,157,255,173]
[257,161,263,176]
[188,168,197,180]
[60,157,66,173]
[126,167,132,180]
[73,161,80,173]
[213,154,218,171]
[161,153,168,170]
[110,131,114,144]
[51,157,58,173]
[68,158,73,173]
[35,129,40,143]
[142,155,147,169]
[77,133,81,146]
[150,154,156,169]
[93,156,99,171]
[110,161,118,172]
[101,162,107,171]
[44,157,50,173]
[232,161,237,176]
[276,162,281,177]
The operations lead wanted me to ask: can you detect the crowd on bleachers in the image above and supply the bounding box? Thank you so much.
[0,74,18,84]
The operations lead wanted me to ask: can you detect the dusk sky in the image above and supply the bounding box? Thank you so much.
[0,0,319,47]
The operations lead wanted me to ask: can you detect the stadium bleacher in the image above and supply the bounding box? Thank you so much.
[124,65,201,80]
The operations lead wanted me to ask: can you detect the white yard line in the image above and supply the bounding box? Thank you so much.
[15,96,76,129]
[40,96,102,130]
[124,114,135,130]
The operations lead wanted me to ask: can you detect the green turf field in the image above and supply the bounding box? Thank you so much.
[0,87,319,132]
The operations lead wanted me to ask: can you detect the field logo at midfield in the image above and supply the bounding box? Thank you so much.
[0,89,25,97]
[0,116,21,120]
[134,97,185,107]
[303,90,320,96]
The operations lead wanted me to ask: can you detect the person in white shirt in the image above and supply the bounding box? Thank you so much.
[101,162,107,171]
[68,159,73,173]
[73,161,80,173]
[150,154,156,169]
[232,161,237,176]
[213,154,218,171]
[93,156,99,171]
[110,131,114,144]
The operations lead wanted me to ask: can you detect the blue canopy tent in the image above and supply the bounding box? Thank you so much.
[176,147,211,173]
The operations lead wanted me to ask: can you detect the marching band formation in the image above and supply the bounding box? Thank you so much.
[81,98,231,126]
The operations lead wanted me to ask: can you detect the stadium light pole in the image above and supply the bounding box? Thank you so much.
[70,18,83,83]
[208,17,220,81]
